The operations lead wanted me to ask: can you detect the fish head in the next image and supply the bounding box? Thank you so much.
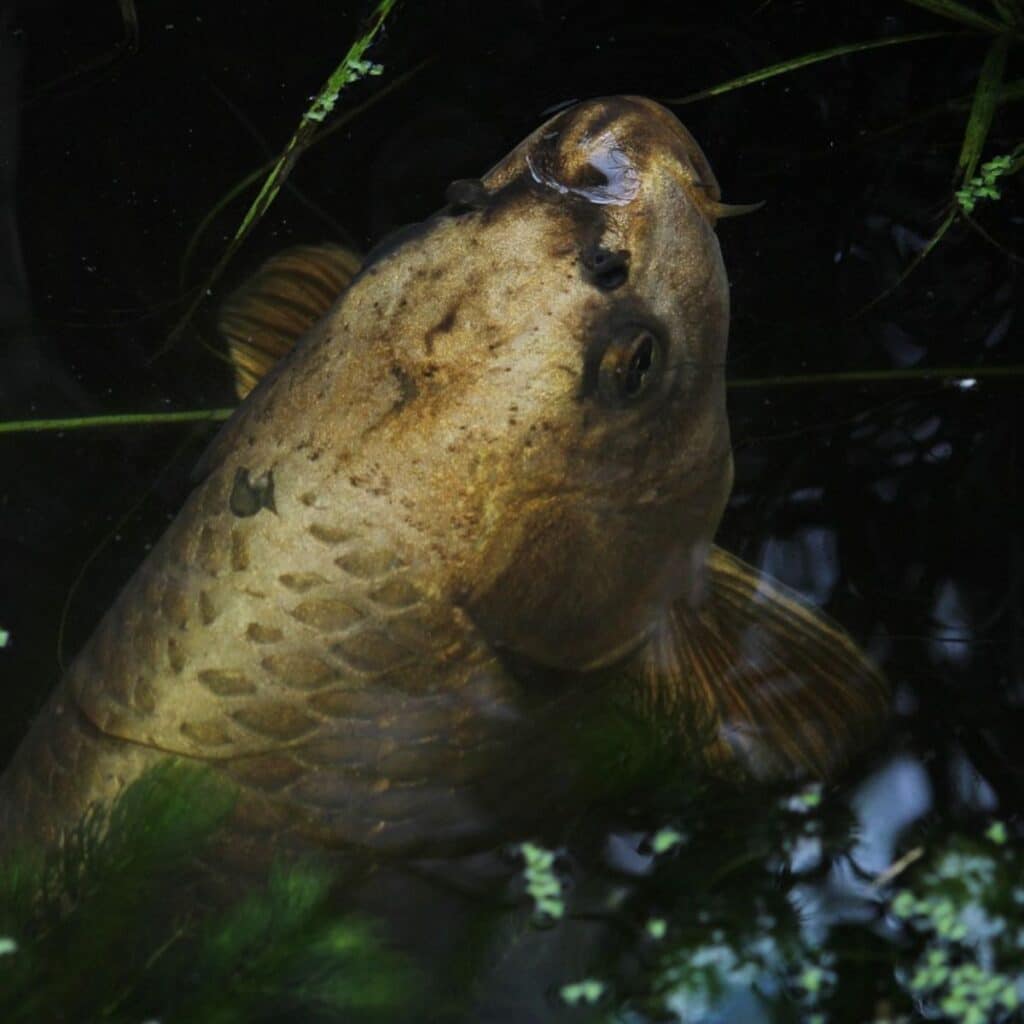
[212,97,734,678]
[441,96,734,671]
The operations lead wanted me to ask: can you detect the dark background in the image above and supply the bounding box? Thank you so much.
[0,0,1020,825]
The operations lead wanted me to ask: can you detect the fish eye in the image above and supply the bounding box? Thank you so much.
[581,244,629,291]
[598,327,662,404]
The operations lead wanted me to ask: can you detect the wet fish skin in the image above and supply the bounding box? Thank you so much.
[1,97,880,858]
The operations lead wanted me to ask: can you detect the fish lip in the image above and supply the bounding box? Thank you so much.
[525,131,641,207]
[484,96,723,219]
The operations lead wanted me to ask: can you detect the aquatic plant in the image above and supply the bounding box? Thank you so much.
[520,842,566,922]
[158,0,401,359]
[561,977,607,1008]
[956,145,1024,213]
[496,776,1024,1024]
[0,761,415,1023]
[665,0,1023,298]
[888,826,1024,1024]
[1,753,1020,1022]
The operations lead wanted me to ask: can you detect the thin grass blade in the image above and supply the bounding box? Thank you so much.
[904,0,1007,33]
[178,59,430,291]
[662,32,951,105]
[153,0,397,360]
[957,34,1011,181]
[986,0,1018,23]
[0,409,234,435]
[857,208,957,316]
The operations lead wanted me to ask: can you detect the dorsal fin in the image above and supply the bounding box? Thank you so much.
[218,243,362,399]
[632,546,889,779]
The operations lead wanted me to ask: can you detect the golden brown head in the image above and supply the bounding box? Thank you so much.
[217,97,734,676]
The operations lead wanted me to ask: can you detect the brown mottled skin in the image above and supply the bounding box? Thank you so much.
[0,98,734,856]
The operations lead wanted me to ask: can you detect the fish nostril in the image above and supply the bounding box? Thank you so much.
[581,244,630,291]
[443,178,489,216]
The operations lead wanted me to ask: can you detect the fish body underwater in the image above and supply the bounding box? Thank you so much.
[0,97,887,861]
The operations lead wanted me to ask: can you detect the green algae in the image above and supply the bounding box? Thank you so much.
[0,760,415,1023]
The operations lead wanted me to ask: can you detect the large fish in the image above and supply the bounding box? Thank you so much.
[0,97,887,859]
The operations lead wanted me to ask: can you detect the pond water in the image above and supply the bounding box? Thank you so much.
[0,2,1020,1022]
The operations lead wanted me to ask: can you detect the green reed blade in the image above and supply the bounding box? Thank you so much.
[153,0,397,360]
[662,32,951,105]
[728,364,1023,387]
[855,207,957,316]
[904,0,1008,33]
[178,59,430,291]
[5,364,1024,444]
[987,0,1019,23]
[957,34,1011,181]
[0,410,234,435]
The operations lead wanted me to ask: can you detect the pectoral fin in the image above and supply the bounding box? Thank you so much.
[630,546,889,779]
[219,243,362,398]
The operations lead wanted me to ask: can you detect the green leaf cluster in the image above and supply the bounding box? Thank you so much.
[0,760,415,1023]
[956,146,1024,212]
[519,842,566,922]
[890,825,1024,1024]
[666,0,1023,300]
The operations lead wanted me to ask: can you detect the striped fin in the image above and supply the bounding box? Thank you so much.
[632,546,889,779]
[219,243,362,399]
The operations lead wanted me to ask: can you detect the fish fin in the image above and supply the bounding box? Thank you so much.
[632,546,888,780]
[219,243,362,399]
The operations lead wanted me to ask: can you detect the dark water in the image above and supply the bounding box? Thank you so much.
[0,1,1020,1021]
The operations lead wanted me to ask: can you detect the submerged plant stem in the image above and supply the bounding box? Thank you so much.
[0,410,234,435]
[4,366,1023,438]
[856,207,957,315]
[178,59,430,291]
[727,364,1022,387]
[3,368,1020,437]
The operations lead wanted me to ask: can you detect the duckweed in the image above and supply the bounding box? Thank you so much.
[650,827,686,854]
[560,978,606,1007]
[986,821,1008,845]
[520,842,565,921]
[955,149,1022,214]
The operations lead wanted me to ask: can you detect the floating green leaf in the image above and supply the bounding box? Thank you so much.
[520,842,565,920]
[956,146,1023,212]
[560,978,606,1007]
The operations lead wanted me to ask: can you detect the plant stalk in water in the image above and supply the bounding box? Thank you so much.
[152,0,398,360]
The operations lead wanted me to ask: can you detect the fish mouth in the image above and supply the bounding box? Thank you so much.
[488,96,757,225]
[525,96,722,212]
[525,129,641,206]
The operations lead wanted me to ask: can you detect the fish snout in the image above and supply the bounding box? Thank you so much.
[502,96,724,222]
